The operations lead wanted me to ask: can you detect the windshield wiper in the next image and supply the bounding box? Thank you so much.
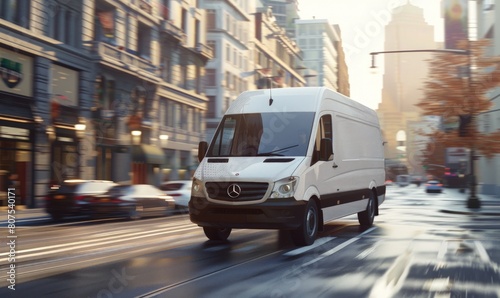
[258,144,299,156]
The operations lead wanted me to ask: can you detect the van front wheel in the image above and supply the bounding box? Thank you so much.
[291,200,319,246]
[358,191,375,226]
[203,226,232,241]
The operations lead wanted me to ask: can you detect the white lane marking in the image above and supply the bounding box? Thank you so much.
[474,240,491,263]
[304,237,360,266]
[284,226,376,259]
[283,237,335,257]
[437,240,448,260]
[369,249,413,298]
[0,225,199,261]
[355,241,379,260]
[303,226,377,265]
[360,226,377,236]
[93,229,141,237]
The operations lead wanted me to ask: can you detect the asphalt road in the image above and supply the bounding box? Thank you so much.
[1,185,500,297]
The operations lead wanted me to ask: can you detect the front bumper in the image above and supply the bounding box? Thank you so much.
[189,196,306,230]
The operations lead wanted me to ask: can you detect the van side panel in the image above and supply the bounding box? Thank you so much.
[302,92,385,223]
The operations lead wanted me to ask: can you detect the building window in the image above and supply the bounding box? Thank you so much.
[180,63,188,89]
[225,13,230,32]
[166,100,175,127]
[161,0,170,19]
[226,44,231,62]
[205,69,216,87]
[195,65,201,94]
[95,7,115,45]
[137,22,151,60]
[0,0,30,28]
[181,8,188,33]
[207,96,216,118]
[195,19,201,46]
[46,2,81,46]
[207,40,216,58]
[162,56,172,83]
[187,107,194,131]
[206,9,216,30]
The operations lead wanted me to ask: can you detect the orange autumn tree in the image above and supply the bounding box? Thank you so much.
[417,39,500,159]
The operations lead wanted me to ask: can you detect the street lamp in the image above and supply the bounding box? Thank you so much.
[46,125,56,142]
[75,118,86,139]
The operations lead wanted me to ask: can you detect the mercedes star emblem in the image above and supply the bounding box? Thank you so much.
[227,184,242,198]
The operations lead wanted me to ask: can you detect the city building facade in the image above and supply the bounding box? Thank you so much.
[260,0,300,38]
[476,0,500,196]
[252,5,306,91]
[200,0,254,141]
[0,0,210,207]
[294,19,350,94]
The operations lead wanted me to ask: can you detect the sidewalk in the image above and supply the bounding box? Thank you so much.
[439,187,500,216]
[0,205,48,221]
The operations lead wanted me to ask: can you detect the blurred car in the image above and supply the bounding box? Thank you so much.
[425,180,443,193]
[45,179,117,221]
[159,180,192,209]
[411,175,423,186]
[396,174,411,187]
[385,179,394,186]
[89,184,175,220]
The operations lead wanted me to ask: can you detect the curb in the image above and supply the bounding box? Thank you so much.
[439,208,500,216]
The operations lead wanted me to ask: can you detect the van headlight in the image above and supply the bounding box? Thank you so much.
[271,177,298,198]
[192,178,205,197]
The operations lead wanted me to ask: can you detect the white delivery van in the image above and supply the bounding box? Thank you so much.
[190,87,386,246]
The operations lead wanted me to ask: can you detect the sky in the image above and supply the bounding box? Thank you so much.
[298,0,444,110]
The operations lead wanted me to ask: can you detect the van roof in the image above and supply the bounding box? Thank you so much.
[226,87,375,116]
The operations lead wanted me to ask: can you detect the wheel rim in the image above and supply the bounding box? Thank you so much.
[368,195,375,219]
[306,207,317,236]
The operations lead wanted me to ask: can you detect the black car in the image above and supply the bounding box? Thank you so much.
[45,180,117,221]
[89,184,175,220]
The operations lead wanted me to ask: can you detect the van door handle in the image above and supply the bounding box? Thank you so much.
[332,162,338,168]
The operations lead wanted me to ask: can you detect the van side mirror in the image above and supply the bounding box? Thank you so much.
[198,141,208,162]
[319,138,333,161]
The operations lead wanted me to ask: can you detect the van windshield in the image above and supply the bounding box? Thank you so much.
[208,112,315,157]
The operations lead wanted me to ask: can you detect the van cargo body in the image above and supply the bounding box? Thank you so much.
[190,87,386,246]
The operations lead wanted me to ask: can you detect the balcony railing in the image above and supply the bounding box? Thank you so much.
[161,20,187,44]
[196,42,214,60]
[88,42,160,78]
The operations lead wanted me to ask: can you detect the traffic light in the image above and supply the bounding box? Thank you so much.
[458,114,472,137]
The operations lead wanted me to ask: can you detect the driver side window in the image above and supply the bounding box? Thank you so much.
[311,114,333,166]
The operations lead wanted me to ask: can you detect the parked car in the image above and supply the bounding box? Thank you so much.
[159,180,192,209]
[45,179,117,221]
[89,184,175,220]
[425,180,443,193]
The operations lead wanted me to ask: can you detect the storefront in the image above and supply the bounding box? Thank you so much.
[49,64,84,184]
[0,47,35,207]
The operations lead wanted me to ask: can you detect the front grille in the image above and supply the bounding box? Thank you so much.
[205,182,269,201]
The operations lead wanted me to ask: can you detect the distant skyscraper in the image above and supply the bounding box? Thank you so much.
[377,3,436,168]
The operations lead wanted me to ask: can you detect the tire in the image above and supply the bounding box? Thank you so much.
[203,226,232,241]
[358,191,376,226]
[291,200,319,246]
[128,205,142,220]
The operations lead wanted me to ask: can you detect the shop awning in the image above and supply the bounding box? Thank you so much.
[131,144,165,165]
